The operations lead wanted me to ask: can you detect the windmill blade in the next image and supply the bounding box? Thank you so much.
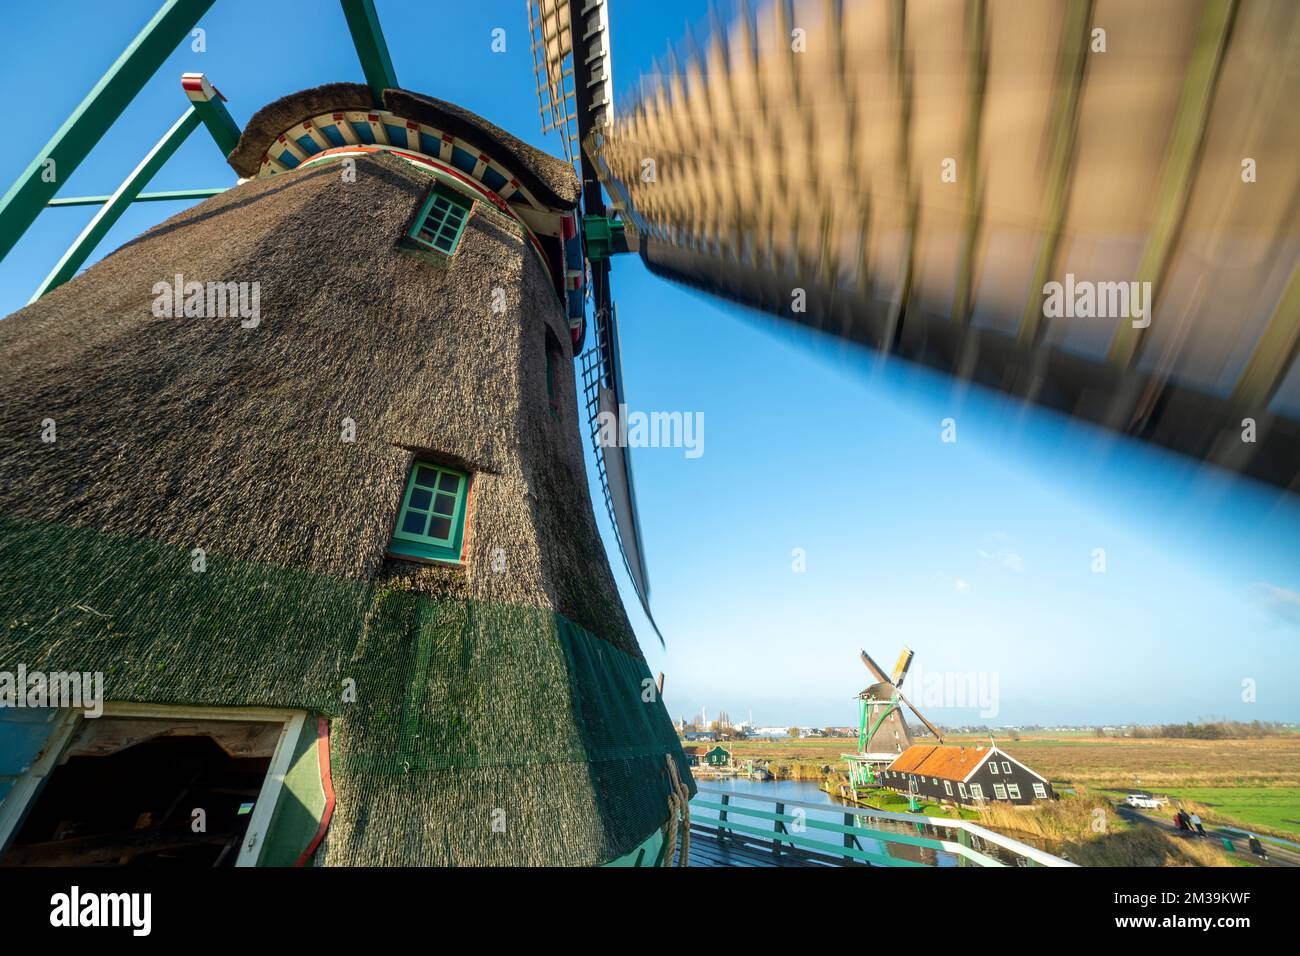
[895,688,944,744]
[892,647,915,689]
[581,303,662,645]
[858,649,890,685]
[591,0,1300,492]
[528,0,615,172]
[530,2,662,643]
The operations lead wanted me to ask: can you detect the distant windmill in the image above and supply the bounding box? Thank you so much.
[841,647,946,792]
[857,647,945,755]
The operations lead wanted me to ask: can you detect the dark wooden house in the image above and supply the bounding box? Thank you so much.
[880,745,1054,807]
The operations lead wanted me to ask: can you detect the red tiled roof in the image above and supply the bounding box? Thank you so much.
[887,744,990,780]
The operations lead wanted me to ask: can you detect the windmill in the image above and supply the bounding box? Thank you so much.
[0,0,1297,870]
[842,647,943,791]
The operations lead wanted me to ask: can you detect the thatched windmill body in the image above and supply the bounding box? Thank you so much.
[0,3,684,868]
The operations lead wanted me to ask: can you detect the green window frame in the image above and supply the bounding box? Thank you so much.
[408,182,473,256]
[388,461,470,564]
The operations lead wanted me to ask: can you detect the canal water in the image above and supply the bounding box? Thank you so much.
[689,776,963,866]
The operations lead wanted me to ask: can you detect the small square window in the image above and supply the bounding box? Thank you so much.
[1033,783,1048,799]
[958,782,968,798]
[943,780,953,796]
[389,461,470,563]
[969,784,983,800]
[407,182,473,257]
[1007,784,1021,799]
[993,784,1008,800]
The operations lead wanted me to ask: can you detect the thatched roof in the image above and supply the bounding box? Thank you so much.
[0,150,685,864]
[227,83,581,209]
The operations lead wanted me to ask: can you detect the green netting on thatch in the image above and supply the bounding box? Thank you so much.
[0,516,691,865]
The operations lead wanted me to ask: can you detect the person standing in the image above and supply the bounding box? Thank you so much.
[1248,834,1268,860]
[1190,812,1205,835]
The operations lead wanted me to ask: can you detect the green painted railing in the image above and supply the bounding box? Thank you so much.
[690,787,1075,868]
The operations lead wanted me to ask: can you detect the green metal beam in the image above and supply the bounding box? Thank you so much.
[47,187,229,207]
[30,108,201,302]
[182,73,243,157]
[340,0,399,105]
[0,0,214,264]
[194,94,241,157]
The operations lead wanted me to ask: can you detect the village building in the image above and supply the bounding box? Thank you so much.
[682,745,731,769]
[880,745,1054,807]
[702,746,731,768]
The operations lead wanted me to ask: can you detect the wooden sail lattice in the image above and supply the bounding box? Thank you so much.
[593,0,1300,490]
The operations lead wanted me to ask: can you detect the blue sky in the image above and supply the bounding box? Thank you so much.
[1,0,1297,728]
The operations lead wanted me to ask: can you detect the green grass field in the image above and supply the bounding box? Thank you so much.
[846,788,980,820]
[1145,787,1300,840]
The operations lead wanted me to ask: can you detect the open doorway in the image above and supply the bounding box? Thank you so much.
[0,708,299,866]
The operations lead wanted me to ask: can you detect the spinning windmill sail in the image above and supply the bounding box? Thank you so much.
[589,0,1300,492]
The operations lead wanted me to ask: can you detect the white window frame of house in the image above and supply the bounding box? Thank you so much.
[993,783,1008,800]
[1002,761,1012,774]
[944,780,953,796]
[989,761,999,774]
[931,777,938,786]
[969,783,983,800]
[1007,783,1021,799]
[0,702,305,867]
[958,781,968,798]
[1033,783,1048,799]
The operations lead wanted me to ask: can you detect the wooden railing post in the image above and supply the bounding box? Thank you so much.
[957,826,972,867]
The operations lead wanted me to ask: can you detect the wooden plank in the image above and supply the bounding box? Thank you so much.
[1108,0,1238,367]
[63,717,283,759]
[1230,257,1300,409]
[1016,0,1092,347]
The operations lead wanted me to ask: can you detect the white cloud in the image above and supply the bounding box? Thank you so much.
[979,533,1024,572]
[1251,582,1300,623]
[978,548,1024,572]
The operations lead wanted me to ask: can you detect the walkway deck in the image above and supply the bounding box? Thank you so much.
[685,824,871,867]
[681,786,1075,868]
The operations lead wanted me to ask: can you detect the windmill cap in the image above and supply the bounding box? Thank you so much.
[228,83,581,210]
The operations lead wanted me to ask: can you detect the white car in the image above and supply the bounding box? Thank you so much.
[1125,794,1164,809]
